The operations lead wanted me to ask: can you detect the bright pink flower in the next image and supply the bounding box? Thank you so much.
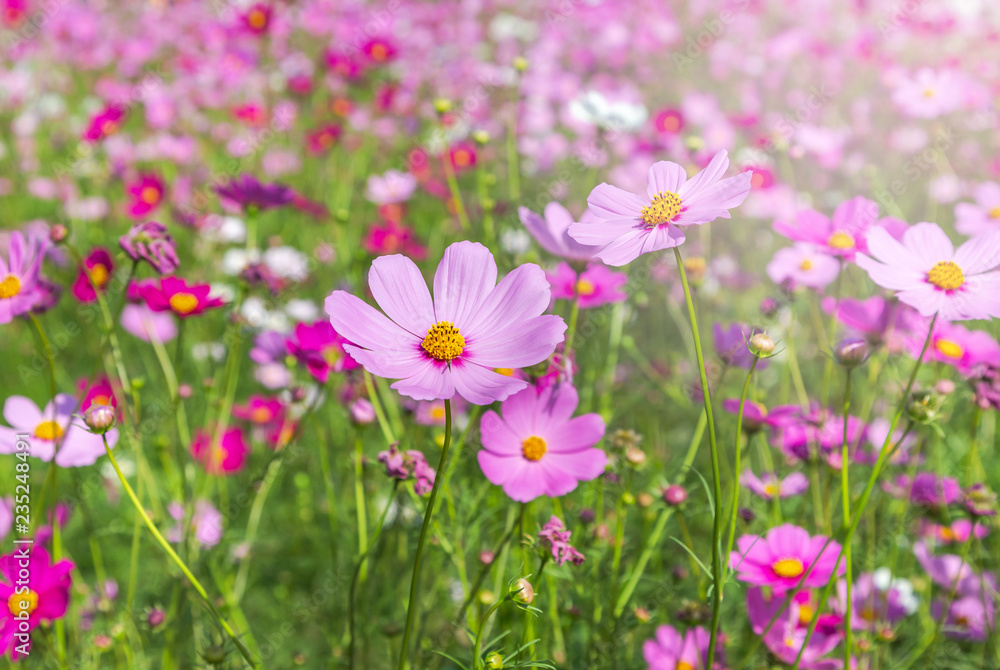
[79,377,118,415]
[821,296,902,347]
[954,182,1000,236]
[570,150,751,266]
[363,220,427,260]
[233,395,285,426]
[414,397,467,427]
[242,3,272,34]
[167,501,223,548]
[448,143,476,172]
[0,230,48,324]
[920,519,990,545]
[126,174,166,219]
[731,524,844,594]
[911,320,1000,375]
[306,124,342,155]
[285,321,358,384]
[652,108,684,134]
[746,588,844,670]
[377,444,435,495]
[642,625,713,670]
[191,427,248,476]
[325,242,566,404]
[82,104,125,142]
[740,471,810,501]
[131,277,226,319]
[772,196,880,261]
[362,37,397,64]
[767,244,840,290]
[519,202,599,261]
[537,516,585,566]
[71,248,114,303]
[546,263,627,309]
[856,223,1000,321]
[0,547,74,660]
[477,382,606,503]
[0,395,118,467]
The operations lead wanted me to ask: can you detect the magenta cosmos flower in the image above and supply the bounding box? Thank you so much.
[131,277,226,318]
[285,321,358,383]
[546,262,627,309]
[325,242,566,404]
[126,173,165,219]
[569,150,752,266]
[643,625,713,670]
[731,524,844,594]
[857,223,1000,321]
[911,320,1000,375]
[120,221,179,274]
[0,547,74,660]
[519,202,599,261]
[72,247,114,303]
[191,427,249,476]
[0,395,118,467]
[477,382,606,503]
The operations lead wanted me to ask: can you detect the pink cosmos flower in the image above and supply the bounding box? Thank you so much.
[642,625,713,670]
[448,143,476,172]
[537,516,585,566]
[362,37,397,64]
[414,397,467,427]
[740,471,810,501]
[714,322,769,370]
[83,104,125,142]
[0,230,48,324]
[477,382,606,503]
[747,588,844,670]
[366,171,418,205]
[0,547,74,660]
[285,321,358,384]
[772,196,880,261]
[126,173,165,219]
[910,320,1000,375]
[569,150,752,266]
[131,277,226,319]
[119,221,179,274]
[821,296,904,348]
[242,3,272,34]
[191,428,249,476]
[377,444,435,496]
[363,220,427,260]
[0,395,118,467]
[652,108,684,134]
[920,519,989,545]
[767,244,840,290]
[856,223,1000,321]
[723,399,798,433]
[731,524,844,594]
[79,376,118,416]
[306,125,342,155]
[120,303,178,343]
[892,68,961,119]
[325,242,566,404]
[233,395,285,426]
[71,248,114,303]
[546,263,627,309]
[518,203,599,261]
[954,182,1000,236]
[167,501,223,548]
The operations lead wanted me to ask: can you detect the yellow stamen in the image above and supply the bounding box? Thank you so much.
[990,207,1000,219]
[798,604,815,625]
[247,8,267,29]
[250,407,272,423]
[641,191,683,227]
[926,261,964,291]
[772,557,805,579]
[575,279,596,296]
[827,231,855,249]
[369,43,388,61]
[169,292,199,315]
[0,274,21,299]
[430,406,446,420]
[7,590,38,617]
[763,483,778,498]
[140,186,161,205]
[421,321,465,361]
[935,339,964,359]
[91,394,111,407]
[89,263,109,288]
[799,259,814,271]
[521,436,547,461]
[34,420,64,441]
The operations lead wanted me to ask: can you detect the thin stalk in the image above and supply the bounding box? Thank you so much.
[841,367,853,669]
[725,357,760,576]
[397,400,452,670]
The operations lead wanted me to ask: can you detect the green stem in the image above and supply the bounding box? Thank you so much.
[442,155,471,232]
[397,399,452,670]
[673,246,724,663]
[354,434,370,584]
[473,597,507,670]
[100,434,256,668]
[725,357,760,576]
[841,368,853,669]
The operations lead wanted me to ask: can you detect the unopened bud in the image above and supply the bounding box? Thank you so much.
[472,129,490,145]
[486,652,504,669]
[433,98,453,114]
[835,337,869,368]
[84,405,116,433]
[749,333,775,357]
[512,578,534,604]
[49,224,68,243]
[662,484,687,506]
[512,56,528,72]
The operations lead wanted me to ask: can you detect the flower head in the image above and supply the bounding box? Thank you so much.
[767,244,840,290]
[569,150,752,266]
[856,223,1000,321]
[285,321,358,383]
[215,175,294,212]
[83,104,125,142]
[0,230,49,324]
[131,277,226,319]
[740,471,809,501]
[0,395,117,467]
[366,171,418,205]
[72,248,114,303]
[537,516,585,566]
[325,242,565,404]
[0,547,74,660]
[731,524,844,594]
[546,263,627,309]
[191,428,249,476]
[772,196,881,261]
[477,382,606,502]
[242,3,272,34]
[519,203,599,261]
[120,222,179,274]
[126,173,166,219]
[642,624,713,670]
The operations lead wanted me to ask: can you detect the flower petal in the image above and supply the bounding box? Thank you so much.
[646,161,687,199]
[368,254,434,336]
[325,290,417,352]
[450,360,528,405]
[432,241,497,327]
[587,183,647,220]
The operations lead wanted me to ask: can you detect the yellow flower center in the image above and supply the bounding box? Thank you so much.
[923,88,935,98]
[91,394,111,407]
[521,436,547,461]
[926,261,964,291]
[140,186,161,205]
[939,526,955,541]
[100,120,119,136]
[798,604,815,625]
[323,346,342,367]
[684,256,707,276]
[860,606,876,621]
[421,321,465,361]
[248,8,267,29]
[799,259,814,271]
[369,43,388,61]
[452,150,471,167]
[493,368,514,377]
[676,663,694,670]
[575,279,596,296]
[990,207,1000,219]
[827,231,855,249]
[89,263,109,288]
[169,292,199,315]
[250,407,273,423]
[641,191,683,227]
[764,483,778,498]
[0,274,21,299]
[430,405,446,420]
[7,590,38,617]
[935,339,964,359]
[34,420,64,441]
[772,557,805,579]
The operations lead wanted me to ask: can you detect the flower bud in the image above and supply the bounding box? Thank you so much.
[749,332,775,357]
[835,337,869,368]
[433,98,453,114]
[512,56,528,72]
[147,608,166,628]
[964,483,997,517]
[202,645,227,665]
[350,398,376,425]
[49,224,68,244]
[662,484,687,506]
[760,297,780,319]
[472,129,490,145]
[84,405,116,434]
[511,578,534,604]
[625,445,646,467]
[906,390,943,424]
[486,652,504,669]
